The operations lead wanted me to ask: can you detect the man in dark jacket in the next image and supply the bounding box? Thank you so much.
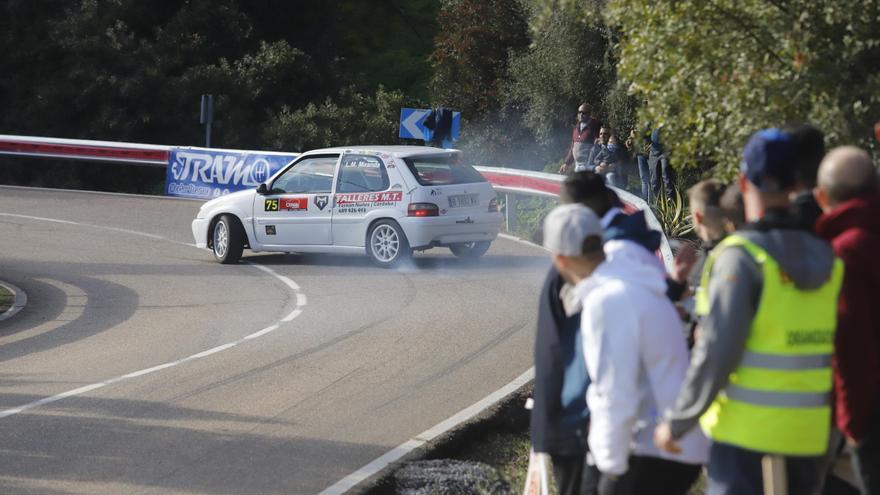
[814,146,880,495]
[531,172,610,495]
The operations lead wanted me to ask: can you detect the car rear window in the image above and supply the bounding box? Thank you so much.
[404,156,487,186]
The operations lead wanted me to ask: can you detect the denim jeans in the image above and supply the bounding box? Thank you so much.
[649,151,675,202]
[707,441,825,495]
[636,154,651,200]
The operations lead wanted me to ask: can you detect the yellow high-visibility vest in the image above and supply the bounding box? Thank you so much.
[696,234,843,455]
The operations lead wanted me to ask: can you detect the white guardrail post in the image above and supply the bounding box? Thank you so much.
[0,135,673,269]
[505,193,518,233]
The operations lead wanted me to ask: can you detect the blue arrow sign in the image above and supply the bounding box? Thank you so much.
[399,108,461,143]
[399,108,431,140]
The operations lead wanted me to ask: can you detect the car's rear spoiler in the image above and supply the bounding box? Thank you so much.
[399,149,462,161]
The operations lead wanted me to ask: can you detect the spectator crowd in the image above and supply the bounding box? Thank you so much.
[560,103,675,202]
[533,120,880,495]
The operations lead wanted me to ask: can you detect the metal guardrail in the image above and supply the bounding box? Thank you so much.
[475,166,674,267]
[0,134,170,165]
[0,134,673,266]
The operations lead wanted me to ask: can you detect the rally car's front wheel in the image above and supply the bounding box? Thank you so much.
[212,214,244,264]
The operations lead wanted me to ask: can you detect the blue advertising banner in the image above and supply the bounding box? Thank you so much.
[165,148,298,199]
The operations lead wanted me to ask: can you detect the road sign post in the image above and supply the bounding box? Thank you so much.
[200,94,214,148]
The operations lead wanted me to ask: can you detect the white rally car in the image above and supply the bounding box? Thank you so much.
[191,146,503,266]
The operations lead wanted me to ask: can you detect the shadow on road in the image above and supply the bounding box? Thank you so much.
[0,392,378,494]
[247,252,549,273]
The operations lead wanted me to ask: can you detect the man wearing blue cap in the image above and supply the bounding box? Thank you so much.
[653,129,844,495]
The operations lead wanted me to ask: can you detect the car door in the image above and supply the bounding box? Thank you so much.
[331,153,397,247]
[253,155,339,246]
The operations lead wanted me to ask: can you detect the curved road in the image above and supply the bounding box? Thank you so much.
[0,185,547,495]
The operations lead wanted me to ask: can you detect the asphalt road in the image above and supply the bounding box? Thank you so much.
[0,185,548,495]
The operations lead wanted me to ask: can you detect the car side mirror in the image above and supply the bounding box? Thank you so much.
[256,183,269,195]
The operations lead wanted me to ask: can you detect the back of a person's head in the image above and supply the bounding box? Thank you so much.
[687,179,725,216]
[780,122,825,189]
[561,171,616,216]
[818,146,878,205]
[720,183,746,230]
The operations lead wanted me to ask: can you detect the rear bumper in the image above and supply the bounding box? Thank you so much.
[400,212,502,249]
[192,218,209,249]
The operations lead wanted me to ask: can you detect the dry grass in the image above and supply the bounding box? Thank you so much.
[0,284,12,313]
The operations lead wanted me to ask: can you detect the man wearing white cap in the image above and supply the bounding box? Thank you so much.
[543,204,707,495]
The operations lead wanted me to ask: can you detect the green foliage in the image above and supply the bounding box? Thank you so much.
[430,0,530,116]
[651,188,695,240]
[612,0,880,176]
[0,0,439,150]
[506,2,615,148]
[428,0,541,168]
[502,1,641,170]
[262,86,419,151]
[529,0,880,177]
[501,194,558,242]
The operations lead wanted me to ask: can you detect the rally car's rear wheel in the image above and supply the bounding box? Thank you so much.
[213,214,244,264]
[367,220,411,268]
[449,241,491,258]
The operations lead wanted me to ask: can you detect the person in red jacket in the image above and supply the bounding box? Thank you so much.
[560,103,602,175]
[814,145,880,495]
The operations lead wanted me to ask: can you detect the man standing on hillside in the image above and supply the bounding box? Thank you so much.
[814,146,880,495]
[560,103,602,175]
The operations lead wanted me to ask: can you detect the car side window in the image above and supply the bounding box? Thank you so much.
[336,155,390,193]
[271,156,338,194]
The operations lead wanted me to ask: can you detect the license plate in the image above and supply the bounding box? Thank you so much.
[448,194,478,208]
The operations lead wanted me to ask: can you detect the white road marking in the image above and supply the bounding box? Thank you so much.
[5,205,543,495]
[0,213,168,241]
[0,215,307,419]
[318,367,535,495]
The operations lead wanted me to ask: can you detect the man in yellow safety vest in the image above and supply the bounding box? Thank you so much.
[653,128,843,495]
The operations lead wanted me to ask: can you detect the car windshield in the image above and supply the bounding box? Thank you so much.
[404,156,487,186]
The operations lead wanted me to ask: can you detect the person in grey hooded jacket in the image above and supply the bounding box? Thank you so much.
[654,128,840,495]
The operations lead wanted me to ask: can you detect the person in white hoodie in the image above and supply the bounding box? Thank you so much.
[543,203,708,495]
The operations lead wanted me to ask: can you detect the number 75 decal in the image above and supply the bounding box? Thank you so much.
[265,197,308,211]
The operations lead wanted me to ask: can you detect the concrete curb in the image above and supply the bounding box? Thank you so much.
[0,281,27,321]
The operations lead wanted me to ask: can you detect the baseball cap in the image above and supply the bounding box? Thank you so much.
[740,128,798,191]
[543,203,603,256]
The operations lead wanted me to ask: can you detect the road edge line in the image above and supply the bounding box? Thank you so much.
[318,366,535,495]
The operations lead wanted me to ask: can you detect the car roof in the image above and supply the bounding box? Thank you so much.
[301,145,460,159]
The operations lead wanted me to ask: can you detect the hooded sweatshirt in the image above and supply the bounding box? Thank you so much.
[573,239,709,475]
[815,193,880,441]
[667,209,837,439]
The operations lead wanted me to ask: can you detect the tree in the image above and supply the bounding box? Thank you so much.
[533,0,880,178]
[0,0,440,150]
[262,86,418,151]
[506,2,616,153]
[430,0,530,116]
